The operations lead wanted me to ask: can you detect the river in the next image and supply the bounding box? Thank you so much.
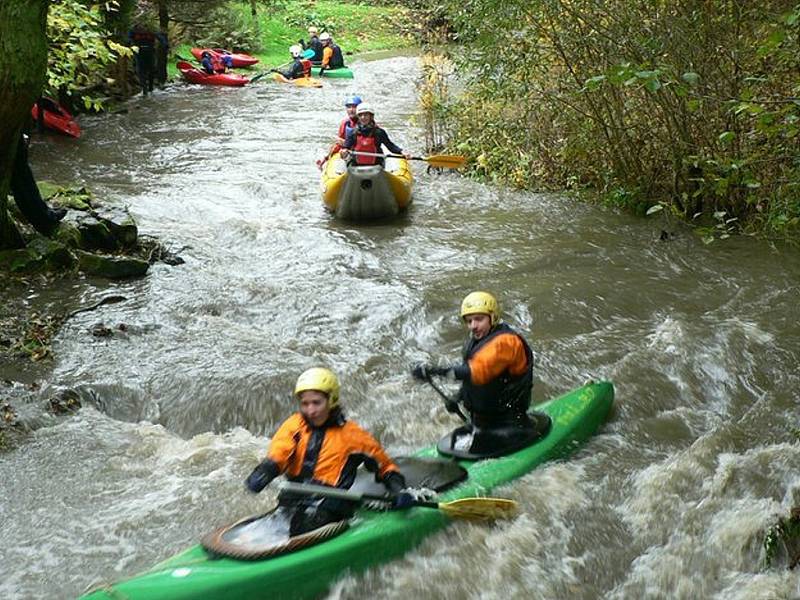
[2,55,800,599]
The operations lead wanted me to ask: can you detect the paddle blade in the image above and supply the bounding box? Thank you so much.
[423,154,466,169]
[438,497,518,521]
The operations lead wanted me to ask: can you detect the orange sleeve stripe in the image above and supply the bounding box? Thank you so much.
[322,47,333,66]
[467,333,528,385]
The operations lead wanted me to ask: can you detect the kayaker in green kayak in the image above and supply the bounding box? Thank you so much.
[299,26,324,63]
[412,291,551,458]
[318,32,345,74]
[245,367,411,536]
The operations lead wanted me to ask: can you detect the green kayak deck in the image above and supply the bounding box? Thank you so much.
[81,381,613,600]
[310,66,354,79]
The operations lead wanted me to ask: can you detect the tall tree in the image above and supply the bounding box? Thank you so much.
[0,0,50,249]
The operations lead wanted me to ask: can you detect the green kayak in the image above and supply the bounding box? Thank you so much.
[80,381,613,600]
[311,66,354,79]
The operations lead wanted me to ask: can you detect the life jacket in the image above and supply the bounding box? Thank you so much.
[338,116,358,140]
[459,323,533,417]
[353,126,380,165]
[300,59,312,77]
[328,43,345,69]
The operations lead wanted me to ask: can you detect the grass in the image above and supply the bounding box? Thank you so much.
[170,0,415,77]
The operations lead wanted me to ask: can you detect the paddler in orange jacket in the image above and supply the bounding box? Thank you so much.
[412,292,550,453]
[246,367,411,535]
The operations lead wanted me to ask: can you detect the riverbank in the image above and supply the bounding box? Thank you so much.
[169,0,417,78]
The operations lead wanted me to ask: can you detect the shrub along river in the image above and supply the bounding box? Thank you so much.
[2,56,800,599]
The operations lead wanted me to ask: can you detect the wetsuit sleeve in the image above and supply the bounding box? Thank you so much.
[467,333,529,385]
[322,47,333,67]
[266,414,301,471]
[376,128,403,155]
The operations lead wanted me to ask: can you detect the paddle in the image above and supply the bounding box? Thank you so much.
[279,481,517,521]
[350,151,466,169]
[425,376,468,422]
[250,49,315,83]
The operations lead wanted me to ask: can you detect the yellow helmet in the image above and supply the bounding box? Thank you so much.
[460,291,500,325]
[294,367,340,408]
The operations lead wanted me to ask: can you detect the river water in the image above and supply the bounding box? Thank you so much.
[2,56,800,599]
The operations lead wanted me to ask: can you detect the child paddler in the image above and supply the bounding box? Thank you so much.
[245,367,412,536]
[411,291,551,457]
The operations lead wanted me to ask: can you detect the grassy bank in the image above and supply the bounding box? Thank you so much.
[170,0,415,76]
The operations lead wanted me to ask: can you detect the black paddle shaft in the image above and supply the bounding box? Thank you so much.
[279,481,439,509]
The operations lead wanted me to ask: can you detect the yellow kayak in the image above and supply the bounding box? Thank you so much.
[272,73,323,88]
[320,153,413,220]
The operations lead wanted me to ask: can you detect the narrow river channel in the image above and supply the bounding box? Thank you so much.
[2,55,800,599]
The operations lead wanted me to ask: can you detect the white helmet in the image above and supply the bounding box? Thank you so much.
[308,26,318,35]
[356,103,374,116]
[289,44,302,58]
[319,32,331,42]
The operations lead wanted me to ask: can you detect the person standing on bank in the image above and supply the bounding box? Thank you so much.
[245,368,411,536]
[128,24,156,96]
[411,291,551,458]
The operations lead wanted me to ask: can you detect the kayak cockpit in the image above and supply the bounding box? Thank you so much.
[437,411,552,460]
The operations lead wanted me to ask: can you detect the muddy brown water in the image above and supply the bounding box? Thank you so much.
[2,56,800,599]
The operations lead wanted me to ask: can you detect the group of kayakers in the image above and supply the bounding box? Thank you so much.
[271,26,347,81]
[246,291,550,536]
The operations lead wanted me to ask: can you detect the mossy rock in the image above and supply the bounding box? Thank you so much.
[0,238,75,273]
[0,248,43,273]
[36,180,63,201]
[76,250,149,279]
[27,237,75,269]
[64,213,118,251]
[95,206,138,248]
[53,222,82,248]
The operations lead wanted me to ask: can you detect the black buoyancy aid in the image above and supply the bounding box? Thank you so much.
[329,43,345,69]
[459,323,534,417]
[353,126,380,165]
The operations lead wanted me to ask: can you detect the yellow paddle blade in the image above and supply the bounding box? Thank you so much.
[437,497,518,521]
[424,154,466,169]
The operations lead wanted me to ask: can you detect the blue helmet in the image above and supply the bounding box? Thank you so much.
[344,96,362,107]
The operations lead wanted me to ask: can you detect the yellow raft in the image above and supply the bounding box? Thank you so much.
[320,153,413,220]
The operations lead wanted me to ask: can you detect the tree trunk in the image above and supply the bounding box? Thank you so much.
[0,0,50,250]
[158,0,169,32]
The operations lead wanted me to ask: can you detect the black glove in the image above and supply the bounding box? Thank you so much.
[383,470,407,494]
[392,492,416,510]
[412,363,449,380]
[298,39,306,48]
[245,460,279,494]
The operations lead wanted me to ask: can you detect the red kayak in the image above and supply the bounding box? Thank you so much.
[190,47,259,68]
[177,61,249,87]
[30,98,81,138]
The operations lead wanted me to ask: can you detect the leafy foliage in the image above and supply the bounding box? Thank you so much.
[45,0,132,110]
[432,0,800,241]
